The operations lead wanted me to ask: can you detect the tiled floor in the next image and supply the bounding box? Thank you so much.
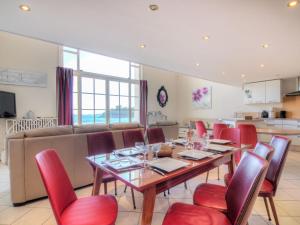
[0,151,300,225]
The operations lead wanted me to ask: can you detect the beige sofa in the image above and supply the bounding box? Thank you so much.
[7,123,147,205]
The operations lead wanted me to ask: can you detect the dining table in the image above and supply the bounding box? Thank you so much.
[87,142,248,225]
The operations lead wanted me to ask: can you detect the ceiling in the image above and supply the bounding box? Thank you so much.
[0,0,300,86]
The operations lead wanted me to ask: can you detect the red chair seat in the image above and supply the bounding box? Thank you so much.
[193,183,227,212]
[163,203,231,225]
[61,195,118,225]
[259,179,274,196]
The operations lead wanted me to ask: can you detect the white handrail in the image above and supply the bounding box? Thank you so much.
[5,117,58,135]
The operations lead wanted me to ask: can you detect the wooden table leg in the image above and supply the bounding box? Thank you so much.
[92,167,103,196]
[141,186,156,225]
[228,154,235,174]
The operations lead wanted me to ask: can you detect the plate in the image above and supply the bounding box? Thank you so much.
[104,157,143,171]
[147,157,189,173]
[206,144,234,152]
[177,150,215,160]
[208,139,231,144]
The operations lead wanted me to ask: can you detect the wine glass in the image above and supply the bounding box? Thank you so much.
[152,143,161,160]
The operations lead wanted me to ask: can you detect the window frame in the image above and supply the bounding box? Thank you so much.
[62,47,141,125]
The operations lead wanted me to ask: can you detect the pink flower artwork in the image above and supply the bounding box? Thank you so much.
[192,86,211,109]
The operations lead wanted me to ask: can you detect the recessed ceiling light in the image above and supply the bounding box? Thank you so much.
[19,4,31,12]
[260,64,265,68]
[149,4,159,11]
[287,0,299,7]
[202,36,210,41]
[139,43,146,48]
[196,63,200,67]
[262,43,269,48]
[241,74,246,78]
[222,72,225,75]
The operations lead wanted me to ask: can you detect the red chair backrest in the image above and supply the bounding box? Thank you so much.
[122,129,145,148]
[238,124,258,149]
[226,151,268,225]
[219,128,241,147]
[266,135,291,194]
[253,142,274,162]
[195,121,207,137]
[87,131,116,156]
[35,149,77,225]
[213,123,228,139]
[147,127,165,144]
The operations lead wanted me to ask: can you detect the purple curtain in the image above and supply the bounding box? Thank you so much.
[56,67,73,125]
[140,80,148,128]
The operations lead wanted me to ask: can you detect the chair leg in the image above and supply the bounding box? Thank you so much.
[217,167,220,180]
[269,196,280,225]
[184,182,188,190]
[104,182,108,194]
[206,171,209,183]
[130,187,136,209]
[164,191,166,197]
[124,185,127,193]
[167,189,170,195]
[114,180,117,196]
[263,197,272,221]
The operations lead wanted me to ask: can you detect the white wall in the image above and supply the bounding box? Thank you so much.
[143,66,178,121]
[0,32,59,118]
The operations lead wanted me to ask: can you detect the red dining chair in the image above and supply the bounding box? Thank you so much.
[258,136,291,225]
[194,143,274,214]
[238,124,258,149]
[206,128,241,182]
[162,151,269,225]
[122,129,145,148]
[195,120,207,137]
[213,123,229,139]
[147,127,165,144]
[87,131,136,209]
[35,149,118,225]
[223,136,291,225]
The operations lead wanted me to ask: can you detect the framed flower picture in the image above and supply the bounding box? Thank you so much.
[192,86,212,109]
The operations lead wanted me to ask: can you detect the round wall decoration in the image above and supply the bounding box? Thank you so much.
[157,86,168,107]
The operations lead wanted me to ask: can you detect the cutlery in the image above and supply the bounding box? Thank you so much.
[151,167,166,176]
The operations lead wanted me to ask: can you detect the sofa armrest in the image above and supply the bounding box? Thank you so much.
[8,138,26,205]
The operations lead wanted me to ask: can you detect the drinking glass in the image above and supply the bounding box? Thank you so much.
[152,143,161,160]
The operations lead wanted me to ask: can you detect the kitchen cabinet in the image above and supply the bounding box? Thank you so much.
[243,80,281,104]
[244,82,265,104]
[266,80,281,103]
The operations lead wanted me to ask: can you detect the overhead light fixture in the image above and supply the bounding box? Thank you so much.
[19,4,31,12]
[202,36,210,41]
[149,4,159,11]
[196,63,200,67]
[262,43,269,48]
[287,0,299,7]
[222,72,225,75]
[241,74,246,78]
[260,64,265,68]
[139,43,146,48]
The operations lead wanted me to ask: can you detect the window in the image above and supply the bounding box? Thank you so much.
[64,47,140,125]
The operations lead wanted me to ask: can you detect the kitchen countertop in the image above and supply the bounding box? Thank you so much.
[257,128,300,135]
[221,118,300,122]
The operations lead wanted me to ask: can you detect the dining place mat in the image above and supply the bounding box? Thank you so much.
[205,144,235,152]
[104,156,143,171]
[208,139,231,145]
[147,157,189,173]
[177,149,215,160]
[173,139,188,145]
[115,147,145,156]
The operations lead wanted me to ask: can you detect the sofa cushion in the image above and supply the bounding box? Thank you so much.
[73,124,109,134]
[109,123,142,130]
[24,126,73,138]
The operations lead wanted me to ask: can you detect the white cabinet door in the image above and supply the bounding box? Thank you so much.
[252,82,266,104]
[266,80,281,103]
